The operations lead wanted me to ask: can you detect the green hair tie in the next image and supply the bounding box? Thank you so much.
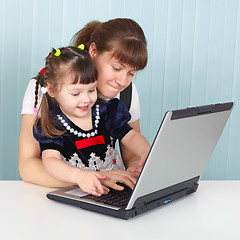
[78,44,85,50]
[54,49,61,56]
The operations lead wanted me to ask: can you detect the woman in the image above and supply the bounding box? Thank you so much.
[19,18,148,191]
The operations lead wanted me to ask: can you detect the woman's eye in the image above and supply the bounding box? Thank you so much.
[72,93,79,96]
[129,72,135,77]
[113,66,120,71]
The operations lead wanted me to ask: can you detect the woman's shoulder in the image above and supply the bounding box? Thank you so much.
[130,82,139,103]
[128,82,141,122]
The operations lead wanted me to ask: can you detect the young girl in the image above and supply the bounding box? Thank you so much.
[19,18,148,190]
[33,46,150,196]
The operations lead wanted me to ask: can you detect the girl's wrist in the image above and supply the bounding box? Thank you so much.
[70,167,83,184]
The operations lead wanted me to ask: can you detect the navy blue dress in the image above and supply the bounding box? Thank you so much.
[33,98,133,171]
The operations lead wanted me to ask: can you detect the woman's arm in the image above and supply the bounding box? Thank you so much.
[18,114,72,187]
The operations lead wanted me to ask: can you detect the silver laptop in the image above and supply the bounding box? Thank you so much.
[47,102,234,219]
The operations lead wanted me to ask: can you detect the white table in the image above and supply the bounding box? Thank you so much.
[0,181,239,240]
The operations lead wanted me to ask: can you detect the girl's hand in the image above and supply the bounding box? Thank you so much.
[98,170,138,191]
[75,170,109,196]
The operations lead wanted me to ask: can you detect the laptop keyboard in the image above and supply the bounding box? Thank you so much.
[85,184,133,208]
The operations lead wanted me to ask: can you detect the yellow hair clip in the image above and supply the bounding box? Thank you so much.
[78,44,85,50]
[54,49,61,56]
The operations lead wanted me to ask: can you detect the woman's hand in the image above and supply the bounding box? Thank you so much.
[130,150,149,173]
[98,170,138,191]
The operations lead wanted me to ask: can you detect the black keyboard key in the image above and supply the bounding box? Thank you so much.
[85,183,133,208]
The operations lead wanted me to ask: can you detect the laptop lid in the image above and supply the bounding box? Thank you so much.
[126,102,233,210]
[47,102,234,218]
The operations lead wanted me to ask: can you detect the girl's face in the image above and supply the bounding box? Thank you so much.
[49,73,97,121]
[92,50,137,98]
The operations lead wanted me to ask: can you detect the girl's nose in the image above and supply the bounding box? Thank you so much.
[80,93,90,102]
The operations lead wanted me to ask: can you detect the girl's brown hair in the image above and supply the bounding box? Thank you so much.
[71,18,148,71]
[34,47,98,138]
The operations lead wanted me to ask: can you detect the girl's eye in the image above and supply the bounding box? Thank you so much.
[72,93,79,96]
[89,88,96,93]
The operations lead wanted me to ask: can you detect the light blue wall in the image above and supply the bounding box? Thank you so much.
[0,0,240,180]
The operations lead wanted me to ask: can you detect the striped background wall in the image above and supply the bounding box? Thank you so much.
[0,0,240,180]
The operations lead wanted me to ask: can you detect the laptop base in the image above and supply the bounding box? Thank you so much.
[47,177,199,220]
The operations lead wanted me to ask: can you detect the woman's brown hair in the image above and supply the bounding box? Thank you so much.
[34,47,98,138]
[71,18,148,71]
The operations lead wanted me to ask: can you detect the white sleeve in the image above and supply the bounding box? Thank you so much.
[128,82,141,123]
[21,79,43,115]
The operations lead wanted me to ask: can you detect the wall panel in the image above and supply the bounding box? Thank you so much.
[0,0,240,180]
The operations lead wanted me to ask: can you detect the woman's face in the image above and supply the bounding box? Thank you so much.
[91,48,137,98]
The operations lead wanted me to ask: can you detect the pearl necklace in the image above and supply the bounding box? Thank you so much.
[57,104,100,138]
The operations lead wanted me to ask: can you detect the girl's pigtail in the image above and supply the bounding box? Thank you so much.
[33,72,42,116]
[39,49,53,137]
[44,50,55,85]
[38,49,64,138]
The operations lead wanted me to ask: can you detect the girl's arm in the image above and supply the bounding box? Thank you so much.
[120,120,150,169]
[42,149,108,196]
[19,114,139,190]
[19,114,73,187]
[120,119,147,171]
